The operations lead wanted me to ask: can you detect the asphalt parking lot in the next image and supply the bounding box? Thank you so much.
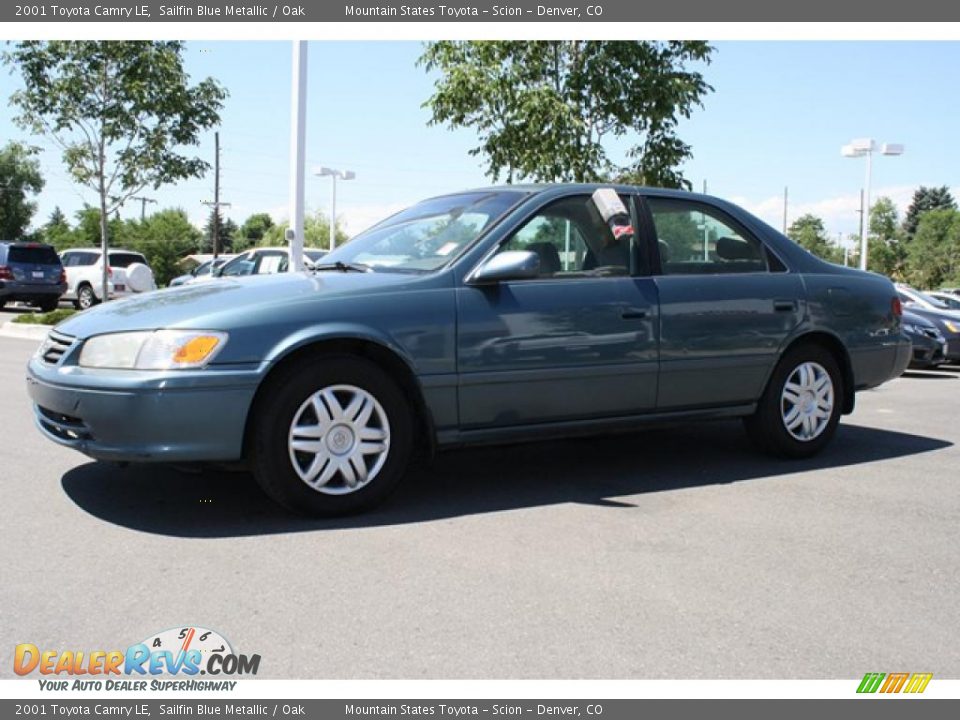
[1,325,958,679]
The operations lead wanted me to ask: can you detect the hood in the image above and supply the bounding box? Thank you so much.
[55,270,423,340]
[901,311,936,328]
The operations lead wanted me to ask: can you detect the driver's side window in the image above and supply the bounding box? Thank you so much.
[497,195,634,279]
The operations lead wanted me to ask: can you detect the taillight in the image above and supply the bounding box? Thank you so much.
[107,265,113,277]
[892,296,903,318]
[59,268,67,284]
[0,265,13,281]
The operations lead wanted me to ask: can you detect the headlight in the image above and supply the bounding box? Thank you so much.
[78,330,228,370]
[943,320,959,334]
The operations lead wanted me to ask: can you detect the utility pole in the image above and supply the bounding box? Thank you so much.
[201,132,230,260]
[288,41,308,272]
[130,195,157,221]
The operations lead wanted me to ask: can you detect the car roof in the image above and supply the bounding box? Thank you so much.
[62,247,143,253]
[459,182,716,202]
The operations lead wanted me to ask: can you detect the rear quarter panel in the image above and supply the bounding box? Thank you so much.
[801,271,903,389]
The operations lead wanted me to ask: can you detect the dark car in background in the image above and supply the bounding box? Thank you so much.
[0,242,66,312]
[902,310,947,369]
[897,289,960,364]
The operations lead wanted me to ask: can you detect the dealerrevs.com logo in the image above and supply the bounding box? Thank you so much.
[14,627,260,692]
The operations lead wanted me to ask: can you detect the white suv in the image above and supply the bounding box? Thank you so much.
[61,248,157,310]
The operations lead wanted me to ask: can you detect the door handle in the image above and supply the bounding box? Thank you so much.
[621,310,648,320]
[773,299,797,312]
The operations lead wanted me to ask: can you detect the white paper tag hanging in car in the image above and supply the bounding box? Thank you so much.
[591,188,629,223]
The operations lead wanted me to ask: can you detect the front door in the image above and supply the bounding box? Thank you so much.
[456,194,659,429]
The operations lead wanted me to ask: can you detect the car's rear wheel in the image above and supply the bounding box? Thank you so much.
[251,355,413,516]
[76,284,98,310]
[37,298,59,313]
[744,344,843,458]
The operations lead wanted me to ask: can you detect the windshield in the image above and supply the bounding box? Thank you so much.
[910,288,949,309]
[319,191,527,273]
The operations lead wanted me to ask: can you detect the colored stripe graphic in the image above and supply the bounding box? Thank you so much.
[880,672,910,693]
[857,672,932,694]
[857,673,885,693]
[903,673,933,694]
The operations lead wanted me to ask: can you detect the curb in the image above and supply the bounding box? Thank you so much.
[0,321,50,341]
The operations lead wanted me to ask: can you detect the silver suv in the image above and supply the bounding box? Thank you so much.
[60,248,156,309]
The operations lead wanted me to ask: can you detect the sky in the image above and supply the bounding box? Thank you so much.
[2,40,959,247]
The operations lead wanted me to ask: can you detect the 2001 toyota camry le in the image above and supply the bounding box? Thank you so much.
[27,185,912,516]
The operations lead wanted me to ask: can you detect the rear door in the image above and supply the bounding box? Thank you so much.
[6,245,62,286]
[107,252,147,292]
[642,196,804,410]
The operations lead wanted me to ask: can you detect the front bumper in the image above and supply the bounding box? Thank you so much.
[26,353,261,463]
[907,334,947,368]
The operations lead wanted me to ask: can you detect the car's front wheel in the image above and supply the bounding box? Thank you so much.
[744,344,843,458]
[251,355,414,516]
[75,284,98,310]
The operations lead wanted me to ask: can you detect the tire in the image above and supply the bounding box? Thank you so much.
[125,262,154,293]
[75,284,98,310]
[744,343,843,458]
[38,298,59,313]
[251,354,414,516]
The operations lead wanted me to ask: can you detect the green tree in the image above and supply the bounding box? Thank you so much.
[237,212,274,251]
[4,41,227,300]
[787,214,841,263]
[867,197,906,279]
[0,141,44,240]
[125,208,202,286]
[71,205,126,249]
[419,41,713,188]
[41,206,74,249]
[903,185,956,238]
[202,207,235,254]
[263,211,348,250]
[905,209,960,288]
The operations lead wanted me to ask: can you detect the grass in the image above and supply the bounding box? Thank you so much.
[11,308,77,326]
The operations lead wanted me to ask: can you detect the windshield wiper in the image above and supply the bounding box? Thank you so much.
[312,261,371,273]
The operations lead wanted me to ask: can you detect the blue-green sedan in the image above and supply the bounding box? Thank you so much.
[26,185,912,515]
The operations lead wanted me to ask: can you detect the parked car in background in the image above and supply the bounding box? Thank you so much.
[169,256,234,287]
[0,242,66,312]
[926,290,960,311]
[896,284,958,313]
[897,288,960,364]
[213,247,327,279]
[902,310,948,369]
[60,248,157,310]
[27,185,911,516]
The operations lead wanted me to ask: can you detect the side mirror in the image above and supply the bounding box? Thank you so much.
[470,251,540,284]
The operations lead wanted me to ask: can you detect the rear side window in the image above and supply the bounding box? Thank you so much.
[8,246,61,265]
[108,253,146,268]
[648,198,770,275]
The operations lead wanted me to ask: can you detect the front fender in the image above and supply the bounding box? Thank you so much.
[262,322,421,375]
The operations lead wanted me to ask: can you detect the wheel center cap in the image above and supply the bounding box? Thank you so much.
[326,424,356,455]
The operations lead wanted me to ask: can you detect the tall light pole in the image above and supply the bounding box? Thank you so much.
[842,138,904,271]
[314,166,355,251]
[288,41,308,272]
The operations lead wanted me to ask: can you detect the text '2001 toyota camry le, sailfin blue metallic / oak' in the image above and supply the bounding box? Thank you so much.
[26,185,911,515]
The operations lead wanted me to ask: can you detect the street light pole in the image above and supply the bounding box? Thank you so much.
[842,138,903,272]
[314,166,356,251]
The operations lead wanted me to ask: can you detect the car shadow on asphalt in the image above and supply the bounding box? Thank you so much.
[60,420,952,538]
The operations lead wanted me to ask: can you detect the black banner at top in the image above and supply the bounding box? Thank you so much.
[4,0,960,22]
